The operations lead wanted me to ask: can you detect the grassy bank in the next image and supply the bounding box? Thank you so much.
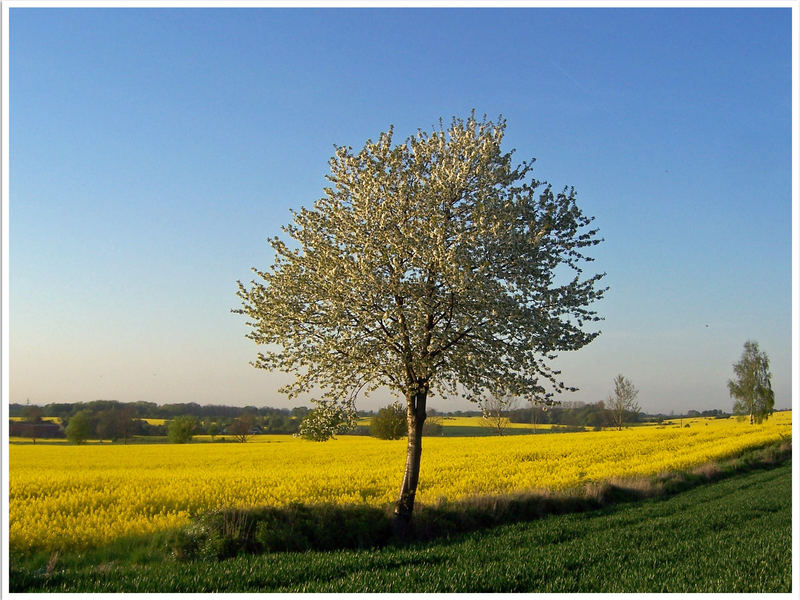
[10,441,792,592]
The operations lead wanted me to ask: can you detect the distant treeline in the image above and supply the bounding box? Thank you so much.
[9,400,310,440]
[9,400,310,421]
[10,399,731,431]
[506,402,730,428]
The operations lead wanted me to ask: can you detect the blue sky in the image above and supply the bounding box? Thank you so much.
[6,5,794,413]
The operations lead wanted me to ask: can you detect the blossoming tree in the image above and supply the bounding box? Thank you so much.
[235,113,606,531]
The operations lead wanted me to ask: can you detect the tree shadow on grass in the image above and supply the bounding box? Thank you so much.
[171,440,791,560]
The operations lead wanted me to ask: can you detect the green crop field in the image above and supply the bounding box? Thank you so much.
[11,460,791,593]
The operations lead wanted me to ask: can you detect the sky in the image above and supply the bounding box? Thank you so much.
[4,3,796,414]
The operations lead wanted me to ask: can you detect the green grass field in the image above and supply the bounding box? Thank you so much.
[11,460,791,593]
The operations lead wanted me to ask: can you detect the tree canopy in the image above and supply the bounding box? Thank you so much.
[370,402,408,440]
[167,416,197,444]
[236,113,606,526]
[65,410,93,444]
[728,340,774,424]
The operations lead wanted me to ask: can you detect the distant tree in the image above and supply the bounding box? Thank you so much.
[22,405,44,424]
[581,401,608,428]
[117,406,137,442]
[167,416,197,443]
[65,410,94,444]
[608,374,640,430]
[270,413,299,434]
[228,413,256,443]
[296,400,356,441]
[290,406,310,419]
[235,113,606,531]
[370,402,407,440]
[728,340,775,425]
[481,394,519,435]
[207,422,220,440]
[95,409,115,442]
[526,397,555,433]
[131,400,159,418]
[95,406,136,443]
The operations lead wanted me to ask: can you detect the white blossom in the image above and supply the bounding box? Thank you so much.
[235,112,606,416]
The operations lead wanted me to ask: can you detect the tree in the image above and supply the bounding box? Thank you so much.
[481,393,519,435]
[22,405,43,424]
[236,113,606,532]
[65,410,93,444]
[608,374,640,430]
[370,401,408,440]
[528,401,551,434]
[167,416,197,444]
[95,406,136,443]
[228,413,256,443]
[95,409,116,442]
[727,340,774,425]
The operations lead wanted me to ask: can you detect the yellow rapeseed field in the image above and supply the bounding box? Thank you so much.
[9,416,62,424]
[8,411,791,552]
[357,415,548,430]
[438,416,549,429]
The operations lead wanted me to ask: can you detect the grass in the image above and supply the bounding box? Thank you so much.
[9,442,791,593]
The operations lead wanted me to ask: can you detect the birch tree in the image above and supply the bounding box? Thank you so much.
[728,340,774,424]
[235,113,606,532]
[608,374,640,430]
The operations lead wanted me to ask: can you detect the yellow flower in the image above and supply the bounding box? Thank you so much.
[9,411,791,552]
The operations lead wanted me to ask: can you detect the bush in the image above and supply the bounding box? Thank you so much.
[172,504,392,560]
[370,402,407,440]
[167,416,197,444]
[65,410,93,444]
[551,425,586,433]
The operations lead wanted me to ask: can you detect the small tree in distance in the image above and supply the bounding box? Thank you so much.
[728,340,774,425]
[167,416,197,444]
[481,393,519,435]
[65,410,93,444]
[370,402,407,440]
[22,405,43,424]
[228,413,256,442]
[95,406,136,444]
[608,374,639,430]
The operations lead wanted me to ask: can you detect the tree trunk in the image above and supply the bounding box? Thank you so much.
[393,388,427,538]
